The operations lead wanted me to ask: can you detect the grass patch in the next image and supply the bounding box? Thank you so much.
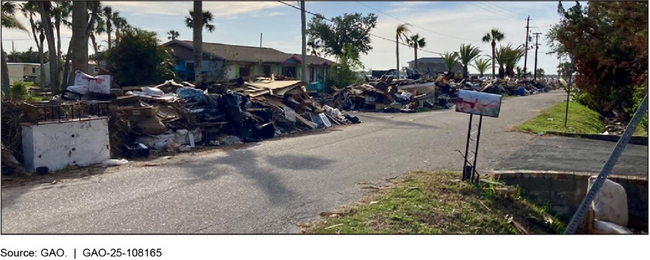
[516,101,605,134]
[633,125,648,137]
[301,171,565,234]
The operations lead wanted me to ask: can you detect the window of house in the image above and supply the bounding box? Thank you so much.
[310,67,315,82]
[282,66,296,78]
[32,67,36,74]
[239,65,250,77]
[263,65,271,77]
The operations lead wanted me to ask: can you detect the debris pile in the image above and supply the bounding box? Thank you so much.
[1,71,362,174]
[321,75,457,113]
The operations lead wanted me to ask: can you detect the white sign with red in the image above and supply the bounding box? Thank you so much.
[455,90,503,118]
[74,71,111,94]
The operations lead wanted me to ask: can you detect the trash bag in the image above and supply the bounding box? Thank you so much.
[102,159,129,167]
[177,87,206,102]
[345,114,361,124]
[222,91,248,136]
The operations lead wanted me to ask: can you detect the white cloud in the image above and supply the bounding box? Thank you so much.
[105,1,285,19]
[266,12,285,17]
[358,2,563,74]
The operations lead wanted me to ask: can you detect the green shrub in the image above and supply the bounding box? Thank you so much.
[10,81,29,100]
[106,28,176,86]
[625,85,648,130]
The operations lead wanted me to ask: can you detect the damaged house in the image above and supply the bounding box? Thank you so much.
[162,40,336,92]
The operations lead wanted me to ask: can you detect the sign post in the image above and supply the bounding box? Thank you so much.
[456,90,502,183]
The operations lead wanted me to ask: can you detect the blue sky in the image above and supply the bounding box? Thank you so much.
[2,1,574,75]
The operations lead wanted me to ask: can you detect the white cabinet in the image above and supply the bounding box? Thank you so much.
[21,118,110,172]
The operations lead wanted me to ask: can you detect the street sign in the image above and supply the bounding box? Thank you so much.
[455,90,503,118]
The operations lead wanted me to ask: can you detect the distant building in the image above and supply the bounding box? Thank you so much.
[6,63,39,83]
[407,57,462,77]
[162,40,336,92]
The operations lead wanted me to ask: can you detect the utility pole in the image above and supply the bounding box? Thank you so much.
[533,32,541,80]
[300,1,308,84]
[523,16,530,78]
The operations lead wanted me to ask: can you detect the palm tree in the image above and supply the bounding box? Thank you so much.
[89,2,105,54]
[51,1,72,63]
[185,10,215,32]
[167,30,180,40]
[481,29,505,79]
[307,36,322,57]
[455,44,481,79]
[395,23,411,79]
[2,1,28,94]
[441,52,459,75]
[492,44,524,79]
[471,57,490,78]
[69,1,88,90]
[20,2,46,87]
[503,45,525,78]
[191,1,204,85]
[39,1,59,91]
[113,16,130,45]
[102,6,118,50]
[407,33,426,70]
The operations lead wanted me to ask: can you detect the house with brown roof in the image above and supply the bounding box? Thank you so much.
[162,40,336,91]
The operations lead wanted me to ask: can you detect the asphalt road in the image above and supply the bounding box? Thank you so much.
[2,91,647,233]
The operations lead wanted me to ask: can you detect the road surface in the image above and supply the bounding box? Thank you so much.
[2,91,646,233]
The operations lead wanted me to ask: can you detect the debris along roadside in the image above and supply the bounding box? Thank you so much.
[313,73,553,114]
[1,72,361,176]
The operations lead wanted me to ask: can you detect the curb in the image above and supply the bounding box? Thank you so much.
[545,131,648,146]
[487,170,648,185]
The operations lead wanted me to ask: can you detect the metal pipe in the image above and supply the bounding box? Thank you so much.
[462,114,474,180]
[564,48,575,128]
[471,115,483,182]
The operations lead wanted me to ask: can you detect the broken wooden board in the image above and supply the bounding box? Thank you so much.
[246,80,303,90]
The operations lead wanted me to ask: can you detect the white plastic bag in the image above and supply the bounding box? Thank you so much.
[143,87,164,97]
[101,159,129,167]
[588,177,628,227]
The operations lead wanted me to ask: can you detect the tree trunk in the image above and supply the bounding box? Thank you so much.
[67,1,88,90]
[40,2,59,93]
[107,22,112,50]
[56,20,61,65]
[491,40,496,79]
[396,36,400,79]
[1,46,10,95]
[115,27,120,46]
[193,1,203,86]
[414,47,418,71]
[38,41,45,88]
[62,44,73,88]
[90,33,99,54]
[67,2,99,86]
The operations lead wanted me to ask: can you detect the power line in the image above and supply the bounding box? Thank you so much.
[277,1,444,56]
[468,2,525,21]
[483,2,528,19]
[355,1,481,43]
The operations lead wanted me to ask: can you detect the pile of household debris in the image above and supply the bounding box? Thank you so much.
[1,72,362,175]
[316,75,457,113]
[315,73,551,114]
[475,78,550,96]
